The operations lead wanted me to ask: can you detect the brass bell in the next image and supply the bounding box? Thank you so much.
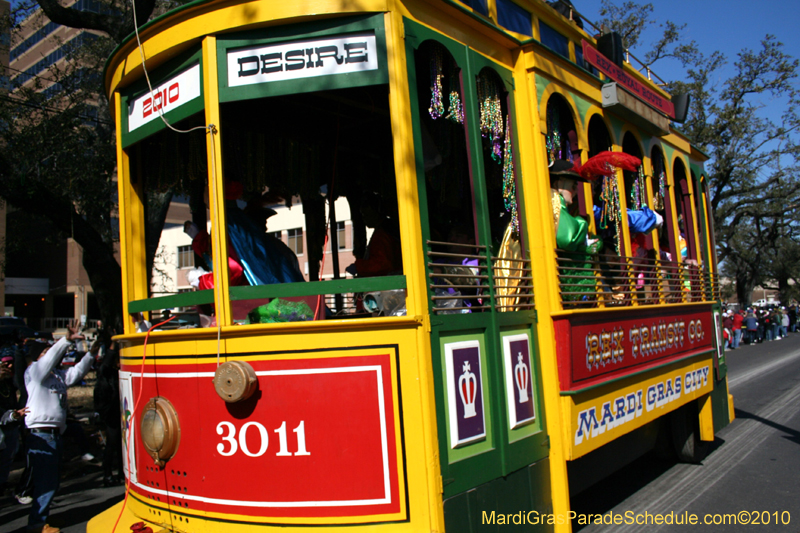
[213,360,258,403]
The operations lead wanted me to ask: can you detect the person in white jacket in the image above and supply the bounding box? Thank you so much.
[24,320,94,533]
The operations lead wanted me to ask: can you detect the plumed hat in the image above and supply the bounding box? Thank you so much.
[577,151,641,181]
[549,160,590,182]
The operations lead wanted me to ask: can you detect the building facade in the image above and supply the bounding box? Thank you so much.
[3,0,103,326]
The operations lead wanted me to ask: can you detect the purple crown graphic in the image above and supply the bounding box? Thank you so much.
[458,361,478,418]
[514,353,529,403]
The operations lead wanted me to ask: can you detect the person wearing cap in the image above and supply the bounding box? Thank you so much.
[23,319,93,533]
[770,307,782,341]
[347,190,403,278]
[762,308,774,341]
[744,309,759,345]
[550,160,602,303]
[780,306,790,338]
[731,310,744,348]
[722,311,733,350]
[183,181,305,291]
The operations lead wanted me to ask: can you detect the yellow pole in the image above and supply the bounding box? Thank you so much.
[384,6,442,531]
[114,92,147,333]
[202,35,232,327]
[517,65,572,532]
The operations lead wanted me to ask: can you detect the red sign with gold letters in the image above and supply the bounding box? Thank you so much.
[554,306,714,391]
[582,40,676,118]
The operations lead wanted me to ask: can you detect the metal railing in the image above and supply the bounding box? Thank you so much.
[426,240,535,315]
[547,0,669,86]
[556,251,720,309]
[40,317,100,330]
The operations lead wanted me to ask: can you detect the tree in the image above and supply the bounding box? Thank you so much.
[600,1,800,307]
[0,0,168,334]
[0,38,120,332]
[677,37,800,306]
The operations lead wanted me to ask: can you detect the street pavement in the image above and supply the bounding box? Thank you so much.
[575,330,800,531]
[0,442,125,532]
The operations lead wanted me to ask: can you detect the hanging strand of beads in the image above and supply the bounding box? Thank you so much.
[445,72,464,124]
[630,165,643,210]
[546,106,562,164]
[477,73,504,162]
[545,130,554,165]
[600,170,622,254]
[638,165,647,209]
[502,115,519,235]
[566,137,574,163]
[653,164,666,210]
[428,46,444,119]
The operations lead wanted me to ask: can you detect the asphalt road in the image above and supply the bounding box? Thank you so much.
[3,331,799,532]
[0,457,125,533]
[574,330,800,531]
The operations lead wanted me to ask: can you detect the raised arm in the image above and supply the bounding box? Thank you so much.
[65,335,100,386]
[65,352,95,387]
[26,319,86,383]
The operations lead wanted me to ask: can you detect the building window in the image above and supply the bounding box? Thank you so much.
[288,228,303,255]
[337,222,346,250]
[268,230,282,241]
[177,245,194,268]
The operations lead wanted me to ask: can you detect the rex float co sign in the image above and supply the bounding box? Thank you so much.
[128,63,202,133]
[227,33,379,87]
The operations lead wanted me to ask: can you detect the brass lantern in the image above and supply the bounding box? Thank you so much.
[140,397,180,466]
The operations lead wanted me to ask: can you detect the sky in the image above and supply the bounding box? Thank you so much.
[577,0,800,90]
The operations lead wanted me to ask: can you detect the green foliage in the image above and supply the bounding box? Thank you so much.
[0,0,162,330]
[603,1,800,307]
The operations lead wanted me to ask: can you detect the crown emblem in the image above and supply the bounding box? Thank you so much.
[514,353,529,403]
[458,361,478,418]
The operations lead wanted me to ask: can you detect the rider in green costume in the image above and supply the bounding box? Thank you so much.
[550,160,601,304]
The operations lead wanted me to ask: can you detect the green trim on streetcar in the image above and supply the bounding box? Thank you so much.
[229,276,406,300]
[128,289,215,313]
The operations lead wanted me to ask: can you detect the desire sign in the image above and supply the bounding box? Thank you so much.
[581,40,675,118]
[227,33,378,88]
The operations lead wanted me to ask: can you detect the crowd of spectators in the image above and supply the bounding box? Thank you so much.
[722,305,797,349]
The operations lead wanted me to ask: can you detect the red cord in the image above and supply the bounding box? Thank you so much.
[112,315,177,533]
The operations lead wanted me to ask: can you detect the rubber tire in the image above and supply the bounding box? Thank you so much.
[669,403,709,464]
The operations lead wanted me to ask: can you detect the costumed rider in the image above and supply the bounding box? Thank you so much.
[550,160,602,302]
[184,220,246,290]
[184,181,305,290]
[346,190,402,278]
